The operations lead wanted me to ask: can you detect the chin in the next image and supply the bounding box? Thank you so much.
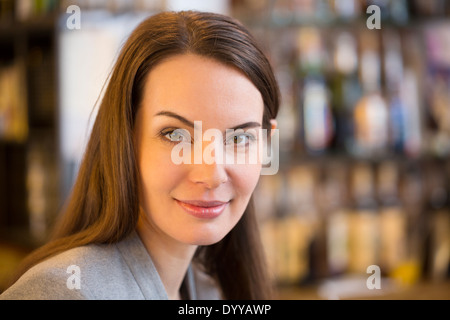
[180,226,230,246]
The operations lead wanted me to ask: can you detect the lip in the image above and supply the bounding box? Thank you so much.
[175,199,229,219]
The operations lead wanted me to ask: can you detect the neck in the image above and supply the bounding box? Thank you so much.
[136,215,198,300]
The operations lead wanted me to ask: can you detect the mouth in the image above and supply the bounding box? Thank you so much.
[175,199,230,219]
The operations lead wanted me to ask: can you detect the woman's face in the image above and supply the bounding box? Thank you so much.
[134,53,265,246]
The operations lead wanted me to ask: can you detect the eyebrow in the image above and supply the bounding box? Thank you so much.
[154,110,261,130]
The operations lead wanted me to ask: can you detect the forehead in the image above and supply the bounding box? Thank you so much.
[140,53,264,126]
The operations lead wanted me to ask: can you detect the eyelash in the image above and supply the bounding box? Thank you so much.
[226,133,256,147]
[158,128,192,144]
[158,128,257,146]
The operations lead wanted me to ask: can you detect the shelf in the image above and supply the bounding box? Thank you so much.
[0,9,59,248]
[0,3,448,299]
[276,279,450,300]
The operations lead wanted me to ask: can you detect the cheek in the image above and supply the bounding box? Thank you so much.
[229,163,262,199]
[138,143,184,199]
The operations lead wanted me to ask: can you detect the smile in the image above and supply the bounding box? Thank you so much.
[175,199,229,219]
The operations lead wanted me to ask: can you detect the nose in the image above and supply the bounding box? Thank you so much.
[188,162,228,189]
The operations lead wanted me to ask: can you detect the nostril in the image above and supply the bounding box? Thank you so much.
[189,164,229,189]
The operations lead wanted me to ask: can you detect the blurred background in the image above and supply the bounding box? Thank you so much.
[0,0,449,299]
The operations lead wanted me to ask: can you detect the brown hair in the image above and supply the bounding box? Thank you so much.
[11,10,280,299]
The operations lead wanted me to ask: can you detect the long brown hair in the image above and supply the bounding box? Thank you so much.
[11,10,280,300]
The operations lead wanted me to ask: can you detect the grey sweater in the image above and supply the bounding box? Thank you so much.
[0,231,222,300]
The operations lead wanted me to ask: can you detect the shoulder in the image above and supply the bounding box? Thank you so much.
[0,243,131,300]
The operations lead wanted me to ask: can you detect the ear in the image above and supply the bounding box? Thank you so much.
[270,119,277,137]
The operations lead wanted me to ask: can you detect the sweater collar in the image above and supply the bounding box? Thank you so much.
[115,230,197,300]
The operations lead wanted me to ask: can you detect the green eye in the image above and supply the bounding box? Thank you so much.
[163,129,190,143]
[233,135,246,145]
[227,133,255,146]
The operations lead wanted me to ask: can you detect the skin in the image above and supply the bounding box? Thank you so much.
[133,53,276,300]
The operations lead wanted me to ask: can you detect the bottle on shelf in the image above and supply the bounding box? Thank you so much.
[253,173,287,285]
[376,160,408,278]
[347,161,380,274]
[389,0,409,24]
[330,30,361,154]
[272,62,299,156]
[0,60,28,143]
[26,137,48,242]
[273,164,321,285]
[302,76,335,155]
[382,29,424,158]
[423,161,450,281]
[364,0,410,24]
[295,27,335,156]
[409,0,449,18]
[400,69,423,158]
[321,161,351,277]
[331,0,361,21]
[351,29,389,158]
[383,30,406,154]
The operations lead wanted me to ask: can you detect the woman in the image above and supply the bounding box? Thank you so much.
[1,10,279,300]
